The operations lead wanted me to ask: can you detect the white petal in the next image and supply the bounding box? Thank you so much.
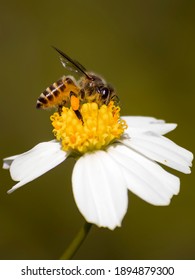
[108,144,180,206]
[3,155,19,169]
[5,140,68,193]
[122,116,177,135]
[122,134,193,174]
[72,151,128,230]
[122,116,164,126]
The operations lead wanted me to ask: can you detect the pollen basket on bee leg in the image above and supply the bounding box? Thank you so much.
[70,92,80,111]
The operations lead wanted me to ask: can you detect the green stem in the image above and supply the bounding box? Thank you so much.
[60,222,92,260]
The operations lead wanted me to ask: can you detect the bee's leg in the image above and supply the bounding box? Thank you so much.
[74,110,83,122]
[70,91,83,123]
[58,105,63,115]
[58,100,67,115]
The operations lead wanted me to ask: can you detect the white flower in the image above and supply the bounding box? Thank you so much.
[3,102,193,230]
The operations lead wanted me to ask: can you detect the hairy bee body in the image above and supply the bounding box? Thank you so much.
[36,48,119,116]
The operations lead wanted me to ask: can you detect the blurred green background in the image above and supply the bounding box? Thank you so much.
[0,0,194,260]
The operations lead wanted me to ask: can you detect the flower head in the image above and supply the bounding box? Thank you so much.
[3,102,193,230]
[50,101,127,153]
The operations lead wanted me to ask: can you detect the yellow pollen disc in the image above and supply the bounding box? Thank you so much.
[50,102,128,154]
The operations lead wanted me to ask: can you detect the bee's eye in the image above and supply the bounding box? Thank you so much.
[100,87,109,99]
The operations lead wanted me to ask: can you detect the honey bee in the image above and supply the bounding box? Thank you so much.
[36,47,119,120]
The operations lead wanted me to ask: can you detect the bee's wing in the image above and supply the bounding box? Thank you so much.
[60,57,86,74]
[53,46,91,79]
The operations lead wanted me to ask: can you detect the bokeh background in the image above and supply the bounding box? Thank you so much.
[0,0,194,260]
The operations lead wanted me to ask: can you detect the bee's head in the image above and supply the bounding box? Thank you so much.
[84,74,119,106]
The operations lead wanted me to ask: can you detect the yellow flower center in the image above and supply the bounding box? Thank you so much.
[50,102,127,154]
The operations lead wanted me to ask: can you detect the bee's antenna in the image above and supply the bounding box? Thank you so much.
[52,46,92,80]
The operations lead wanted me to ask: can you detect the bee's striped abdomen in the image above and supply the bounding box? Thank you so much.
[36,78,68,109]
